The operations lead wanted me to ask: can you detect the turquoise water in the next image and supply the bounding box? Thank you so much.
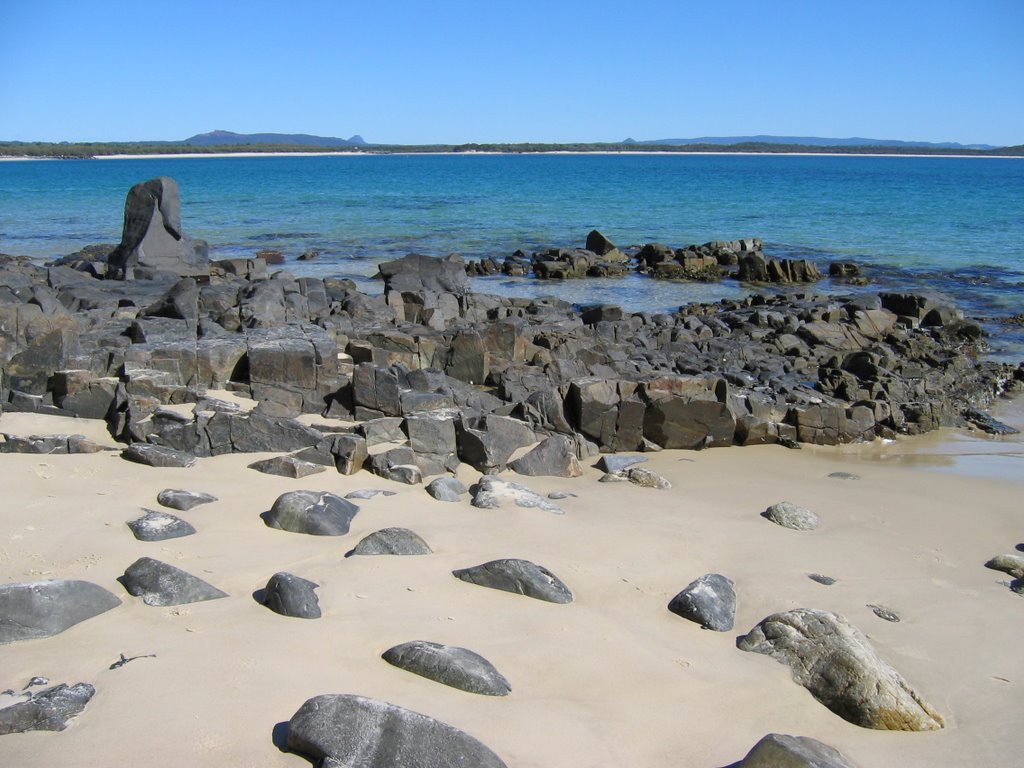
[1,153,1023,350]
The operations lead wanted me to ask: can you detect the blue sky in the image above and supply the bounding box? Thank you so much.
[1,0,1021,146]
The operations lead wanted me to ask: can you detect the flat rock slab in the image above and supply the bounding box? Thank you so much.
[287,693,507,768]
[667,573,736,631]
[260,572,321,619]
[348,528,432,556]
[737,608,943,731]
[121,442,197,468]
[247,455,326,478]
[0,579,121,644]
[382,640,511,696]
[157,488,217,511]
[763,501,819,531]
[120,557,227,607]
[470,475,563,514]
[0,682,95,734]
[452,558,573,604]
[126,509,196,542]
[734,733,859,768]
[264,490,359,535]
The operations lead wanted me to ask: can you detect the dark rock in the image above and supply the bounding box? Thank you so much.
[107,177,209,280]
[121,442,197,468]
[963,407,1020,435]
[426,475,468,502]
[0,682,95,734]
[382,640,511,695]
[737,608,944,730]
[120,557,227,606]
[378,253,468,295]
[347,528,432,556]
[0,580,121,644]
[247,454,326,478]
[867,604,901,622]
[595,454,647,473]
[452,558,573,603]
[509,434,583,477]
[156,488,217,511]
[264,490,359,536]
[470,475,563,513]
[286,693,507,768]
[126,509,196,541]
[456,415,536,472]
[643,397,735,449]
[808,574,837,586]
[260,572,321,619]
[763,501,819,531]
[667,573,736,631]
[368,446,423,484]
[733,733,859,768]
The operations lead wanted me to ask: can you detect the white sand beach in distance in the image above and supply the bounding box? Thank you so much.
[1,395,1022,767]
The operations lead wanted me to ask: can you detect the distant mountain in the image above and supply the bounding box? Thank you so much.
[625,135,998,150]
[180,130,366,147]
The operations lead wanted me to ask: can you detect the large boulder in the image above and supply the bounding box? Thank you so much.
[107,177,209,279]
[382,640,511,696]
[452,558,573,603]
[263,490,359,535]
[286,693,506,768]
[0,580,121,644]
[737,608,944,731]
[347,528,432,556]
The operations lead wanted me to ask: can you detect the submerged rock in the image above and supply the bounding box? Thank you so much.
[382,640,511,695]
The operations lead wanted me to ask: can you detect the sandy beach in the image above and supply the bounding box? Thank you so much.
[2,395,1021,767]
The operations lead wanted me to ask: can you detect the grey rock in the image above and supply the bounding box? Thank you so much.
[0,682,95,734]
[734,733,859,768]
[120,557,228,606]
[264,490,359,536]
[344,489,395,500]
[126,509,196,542]
[595,454,647,473]
[737,608,944,730]
[985,553,1024,578]
[548,490,577,500]
[382,640,511,696]
[0,433,109,454]
[260,572,321,619]
[764,501,819,531]
[867,604,901,622]
[828,471,861,480]
[157,488,217,511]
[369,447,423,485]
[247,454,326,478]
[348,528,432,556]
[452,558,573,604]
[470,475,563,514]
[426,475,467,502]
[286,693,506,768]
[509,435,583,477]
[667,573,736,631]
[808,574,836,586]
[0,580,121,644]
[378,253,468,295]
[625,466,672,488]
[122,442,197,468]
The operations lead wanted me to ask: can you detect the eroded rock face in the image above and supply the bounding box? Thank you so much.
[0,580,121,644]
[452,558,573,604]
[737,608,944,731]
[286,693,507,768]
[382,640,511,696]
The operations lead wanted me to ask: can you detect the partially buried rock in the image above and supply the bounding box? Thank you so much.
[0,580,121,644]
[470,475,563,514]
[426,475,467,502]
[733,733,859,768]
[120,557,227,606]
[0,682,96,734]
[347,528,432,556]
[157,488,217,511]
[763,501,819,531]
[508,435,583,477]
[737,608,944,730]
[667,573,736,631]
[248,455,325,478]
[260,572,321,619]
[382,640,511,696]
[121,442,197,468]
[595,454,647,473]
[126,509,196,542]
[287,693,507,768]
[264,490,358,535]
[452,558,573,604]
[625,466,671,488]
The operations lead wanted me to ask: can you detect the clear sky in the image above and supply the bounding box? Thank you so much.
[1,0,1021,146]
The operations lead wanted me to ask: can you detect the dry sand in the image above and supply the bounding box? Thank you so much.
[1,397,1022,767]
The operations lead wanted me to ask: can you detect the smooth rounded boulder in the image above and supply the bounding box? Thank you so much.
[382,640,511,696]
[260,572,321,619]
[263,490,359,535]
[0,580,121,644]
[667,573,736,631]
[452,558,573,604]
[347,528,432,556]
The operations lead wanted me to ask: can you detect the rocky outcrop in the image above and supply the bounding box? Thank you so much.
[156,488,217,511]
[737,608,944,731]
[0,580,121,644]
[382,640,511,695]
[286,693,507,768]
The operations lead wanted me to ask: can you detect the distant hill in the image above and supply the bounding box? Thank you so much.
[180,130,366,147]
[624,135,998,150]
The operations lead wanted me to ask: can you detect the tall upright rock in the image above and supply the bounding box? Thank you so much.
[107,177,209,280]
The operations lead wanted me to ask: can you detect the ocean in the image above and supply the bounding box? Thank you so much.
[2,152,1023,357]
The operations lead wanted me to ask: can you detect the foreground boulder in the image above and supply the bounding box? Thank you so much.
[263,490,359,536]
[286,693,507,768]
[452,558,573,604]
[382,640,511,696]
[0,682,95,734]
[737,608,944,730]
[120,557,228,606]
[0,580,121,644]
[733,733,858,768]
